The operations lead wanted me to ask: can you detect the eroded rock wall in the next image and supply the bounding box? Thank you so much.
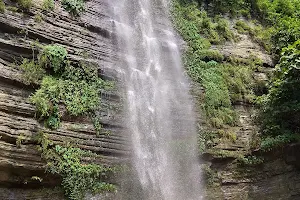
[0,0,129,198]
[204,22,300,200]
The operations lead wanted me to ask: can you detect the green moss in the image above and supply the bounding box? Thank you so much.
[61,0,84,16]
[34,13,43,23]
[6,6,18,12]
[237,156,264,166]
[17,0,33,11]
[234,20,252,34]
[42,0,54,11]
[196,49,224,62]
[0,0,5,13]
[19,58,46,85]
[202,164,220,186]
[207,149,244,159]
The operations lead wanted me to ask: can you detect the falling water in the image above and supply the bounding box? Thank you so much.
[111,0,202,199]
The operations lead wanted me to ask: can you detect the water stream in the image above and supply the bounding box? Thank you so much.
[111,0,202,199]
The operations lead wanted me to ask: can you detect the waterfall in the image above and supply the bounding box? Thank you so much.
[111,0,202,199]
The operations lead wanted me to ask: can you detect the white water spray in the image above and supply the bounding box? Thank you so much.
[111,0,202,199]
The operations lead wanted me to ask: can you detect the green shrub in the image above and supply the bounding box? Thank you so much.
[238,156,264,166]
[198,0,250,16]
[61,0,85,16]
[30,67,108,129]
[0,0,5,13]
[20,44,114,129]
[17,0,33,11]
[202,165,220,186]
[39,44,68,73]
[258,40,300,146]
[234,20,252,34]
[196,49,224,62]
[19,58,46,85]
[30,76,61,128]
[215,18,235,41]
[221,64,254,103]
[261,134,300,152]
[42,0,54,11]
[36,132,116,200]
[34,13,43,23]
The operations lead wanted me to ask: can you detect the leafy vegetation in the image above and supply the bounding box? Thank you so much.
[173,0,257,126]
[61,0,85,16]
[20,44,113,130]
[20,58,46,84]
[197,0,251,17]
[237,155,264,166]
[257,40,300,150]
[172,0,240,129]
[202,164,220,186]
[174,0,300,152]
[35,132,116,200]
[16,133,28,148]
[172,1,235,45]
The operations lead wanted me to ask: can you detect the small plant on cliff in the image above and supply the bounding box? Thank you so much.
[35,132,116,200]
[16,0,33,11]
[19,58,46,84]
[34,14,43,23]
[42,0,54,11]
[0,0,5,13]
[16,133,28,148]
[39,44,68,73]
[61,0,84,16]
[237,155,264,166]
[202,164,220,186]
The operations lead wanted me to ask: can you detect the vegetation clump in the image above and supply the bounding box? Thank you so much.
[61,0,85,16]
[172,0,257,129]
[42,0,54,11]
[174,0,300,152]
[257,40,300,150]
[20,44,113,129]
[35,132,116,200]
[16,0,33,11]
[20,58,46,85]
[0,0,5,13]
[34,13,43,23]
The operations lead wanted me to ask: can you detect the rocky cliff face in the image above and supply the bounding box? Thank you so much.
[0,1,300,200]
[204,25,300,200]
[0,1,130,199]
